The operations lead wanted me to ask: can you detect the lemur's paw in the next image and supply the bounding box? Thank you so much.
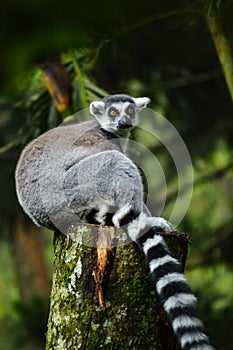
[95,205,108,226]
[127,212,175,242]
[95,214,106,226]
[152,217,175,232]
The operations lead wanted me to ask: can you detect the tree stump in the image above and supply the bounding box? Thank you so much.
[46,224,189,350]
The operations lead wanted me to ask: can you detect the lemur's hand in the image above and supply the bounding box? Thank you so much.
[127,212,175,242]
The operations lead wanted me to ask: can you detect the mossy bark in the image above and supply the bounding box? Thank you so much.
[46,224,189,350]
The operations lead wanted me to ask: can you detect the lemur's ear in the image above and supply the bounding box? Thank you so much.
[133,97,150,111]
[90,101,105,117]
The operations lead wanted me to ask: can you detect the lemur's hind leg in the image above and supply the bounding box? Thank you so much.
[63,150,144,227]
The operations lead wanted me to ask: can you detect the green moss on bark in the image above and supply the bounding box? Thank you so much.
[46,226,188,349]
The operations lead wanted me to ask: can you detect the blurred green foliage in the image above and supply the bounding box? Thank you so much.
[0,0,233,349]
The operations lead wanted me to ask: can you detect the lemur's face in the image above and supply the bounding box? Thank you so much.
[90,95,150,134]
[102,101,137,132]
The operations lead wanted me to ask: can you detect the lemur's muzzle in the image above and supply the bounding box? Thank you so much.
[118,115,132,129]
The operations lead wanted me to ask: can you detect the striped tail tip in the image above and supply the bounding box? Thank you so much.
[128,220,215,350]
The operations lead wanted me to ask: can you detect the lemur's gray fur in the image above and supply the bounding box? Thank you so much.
[15,94,215,350]
[15,95,149,232]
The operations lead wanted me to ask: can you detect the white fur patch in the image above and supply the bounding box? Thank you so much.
[127,219,140,241]
[172,315,203,332]
[164,293,197,313]
[149,255,179,274]
[89,101,105,116]
[152,217,175,232]
[132,97,150,110]
[189,345,215,350]
[127,212,148,241]
[180,332,209,349]
[143,235,164,255]
[156,272,187,294]
[95,204,109,225]
[140,214,175,233]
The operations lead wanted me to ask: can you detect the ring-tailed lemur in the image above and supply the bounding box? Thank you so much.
[15,94,215,350]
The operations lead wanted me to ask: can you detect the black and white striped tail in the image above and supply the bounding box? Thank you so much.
[127,213,215,350]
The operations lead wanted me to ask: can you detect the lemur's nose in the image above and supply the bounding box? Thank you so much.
[118,115,132,129]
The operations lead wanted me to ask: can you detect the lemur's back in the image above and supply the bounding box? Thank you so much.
[15,119,122,230]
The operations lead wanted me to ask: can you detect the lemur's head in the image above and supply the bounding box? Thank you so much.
[90,94,150,134]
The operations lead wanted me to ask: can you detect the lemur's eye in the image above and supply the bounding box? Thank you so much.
[108,108,118,117]
[110,110,116,117]
[127,108,134,114]
[126,106,135,115]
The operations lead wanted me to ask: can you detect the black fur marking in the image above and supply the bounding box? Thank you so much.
[176,325,205,338]
[102,94,134,106]
[152,261,183,281]
[159,281,192,303]
[99,127,119,140]
[146,243,169,261]
[136,226,165,247]
[118,115,132,129]
[85,209,99,224]
[169,305,198,322]
[84,207,138,228]
[119,210,140,227]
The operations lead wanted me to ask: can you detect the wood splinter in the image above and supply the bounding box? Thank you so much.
[92,226,117,308]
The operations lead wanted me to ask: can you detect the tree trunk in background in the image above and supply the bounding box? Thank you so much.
[46,224,189,350]
[11,212,51,300]
[206,0,233,101]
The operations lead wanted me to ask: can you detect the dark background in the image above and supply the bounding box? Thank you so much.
[0,1,233,349]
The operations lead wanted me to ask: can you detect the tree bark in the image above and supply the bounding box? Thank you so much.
[46,224,189,350]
